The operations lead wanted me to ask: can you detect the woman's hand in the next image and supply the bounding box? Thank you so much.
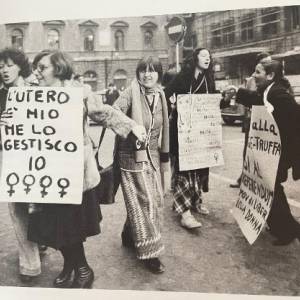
[0,109,14,127]
[131,125,147,143]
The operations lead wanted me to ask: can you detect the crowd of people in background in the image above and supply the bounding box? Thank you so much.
[0,45,299,289]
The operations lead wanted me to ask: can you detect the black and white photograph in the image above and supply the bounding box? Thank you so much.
[0,0,300,299]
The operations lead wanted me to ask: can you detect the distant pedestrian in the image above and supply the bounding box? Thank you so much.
[105,82,119,106]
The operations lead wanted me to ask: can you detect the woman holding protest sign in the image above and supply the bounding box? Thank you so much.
[23,50,146,288]
[236,59,300,246]
[0,47,42,284]
[112,56,169,274]
[165,48,228,230]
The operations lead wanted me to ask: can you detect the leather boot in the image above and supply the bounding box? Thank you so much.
[71,265,94,289]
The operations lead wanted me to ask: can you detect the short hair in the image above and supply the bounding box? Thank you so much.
[108,82,114,87]
[33,50,73,80]
[73,74,82,81]
[260,60,283,81]
[136,56,163,83]
[0,47,31,78]
[255,52,271,65]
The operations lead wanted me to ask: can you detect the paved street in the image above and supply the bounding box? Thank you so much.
[0,122,300,296]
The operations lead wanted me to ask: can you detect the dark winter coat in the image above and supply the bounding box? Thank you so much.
[236,82,300,182]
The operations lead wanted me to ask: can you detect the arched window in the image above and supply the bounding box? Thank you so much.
[144,30,153,49]
[11,29,23,50]
[48,29,60,49]
[115,30,124,51]
[84,29,94,51]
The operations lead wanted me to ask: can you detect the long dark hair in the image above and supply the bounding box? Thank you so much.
[181,47,216,92]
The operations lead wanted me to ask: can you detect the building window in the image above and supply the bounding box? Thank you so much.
[11,29,23,50]
[191,33,197,49]
[84,29,94,51]
[144,30,153,49]
[261,7,280,38]
[115,30,125,51]
[211,23,221,49]
[222,19,235,46]
[48,29,60,49]
[285,6,300,32]
[241,20,254,42]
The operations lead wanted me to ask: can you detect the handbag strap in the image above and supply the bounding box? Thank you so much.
[95,127,106,170]
[97,127,106,153]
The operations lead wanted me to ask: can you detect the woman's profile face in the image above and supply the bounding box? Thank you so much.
[197,49,211,71]
[0,58,21,87]
[34,55,56,87]
[138,65,159,89]
[253,63,269,90]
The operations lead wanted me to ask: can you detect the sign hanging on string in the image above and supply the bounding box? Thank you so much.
[232,106,281,244]
[176,93,224,171]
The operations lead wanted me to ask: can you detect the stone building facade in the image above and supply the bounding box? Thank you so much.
[191,5,300,89]
[0,16,170,91]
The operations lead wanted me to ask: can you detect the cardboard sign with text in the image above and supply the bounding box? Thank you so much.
[177,93,224,171]
[0,87,84,204]
[232,106,281,244]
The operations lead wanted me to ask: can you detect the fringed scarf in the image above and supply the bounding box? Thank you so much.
[130,79,169,171]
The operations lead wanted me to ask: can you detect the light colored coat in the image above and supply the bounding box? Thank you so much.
[68,81,136,191]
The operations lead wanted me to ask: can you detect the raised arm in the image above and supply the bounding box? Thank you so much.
[85,90,137,139]
[236,88,263,107]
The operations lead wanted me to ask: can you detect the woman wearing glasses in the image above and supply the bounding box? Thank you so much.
[24,50,146,289]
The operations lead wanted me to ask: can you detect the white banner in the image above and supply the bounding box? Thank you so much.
[177,93,224,171]
[0,87,84,204]
[232,106,281,244]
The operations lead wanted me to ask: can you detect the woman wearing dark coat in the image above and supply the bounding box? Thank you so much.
[25,50,146,288]
[236,59,300,245]
[164,48,228,229]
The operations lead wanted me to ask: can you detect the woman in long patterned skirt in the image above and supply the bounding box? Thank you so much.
[113,56,169,273]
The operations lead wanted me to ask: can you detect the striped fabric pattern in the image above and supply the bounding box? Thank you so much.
[120,162,164,259]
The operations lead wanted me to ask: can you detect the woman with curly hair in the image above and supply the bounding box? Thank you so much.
[0,47,41,283]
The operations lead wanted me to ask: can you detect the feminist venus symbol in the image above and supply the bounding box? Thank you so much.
[23,174,35,194]
[57,178,70,198]
[6,173,19,196]
[40,176,52,198]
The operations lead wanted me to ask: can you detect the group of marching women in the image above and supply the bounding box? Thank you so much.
[0,45,299,289]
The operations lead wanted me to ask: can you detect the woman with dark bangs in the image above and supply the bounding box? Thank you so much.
[165,48,228,229]
[113,56,169,274]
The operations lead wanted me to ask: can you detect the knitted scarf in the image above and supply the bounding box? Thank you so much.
[130,79,169,171]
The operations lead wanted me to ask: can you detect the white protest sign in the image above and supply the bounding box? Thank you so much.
[177,93,224,171]
[232,106,281,244]
[0,87,84,204]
